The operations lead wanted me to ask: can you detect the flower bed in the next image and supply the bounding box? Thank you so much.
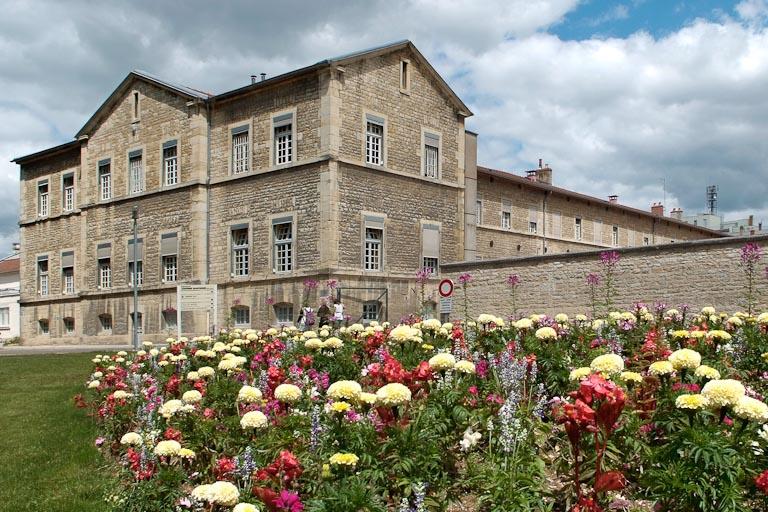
[82,307,768,511]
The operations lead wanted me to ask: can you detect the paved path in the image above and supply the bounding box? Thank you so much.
[0,344,132,356]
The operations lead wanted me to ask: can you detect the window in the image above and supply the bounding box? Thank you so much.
[274,303,293,324]
[273,220,293,273]
[0,307,9,328]
[400,59,410,91]
[643,236,650,246]
[594,220,603,244]
[273,114,293,165]
[37,256,48,296]
[161,232,179,283]
[38,181,49,217]
[424,132,439,178]
[365,117,384,165]
[163,141,178,186]
[127,238,143,287]
[128,151,143,194]
[232,306,250,326]
[575,218,583,241]
[99,313,112,334]
[231,126,250,174]
[529,221,538,234]
[163,310,177,329]
[612,226,619,246]
[62,250,75,295]
[231,227,249,276]
[422,223,440,274]
[130,312,143,334]
[63,174,74,212]
[501,200,512,230]
[363,301,380,322]
[63,317,75,336]
[476,200,483,225]
[364,228,383,271]
[99,160,111,200]
[97,243,111,289]
[38,319,49,335]
[133,91,139,119]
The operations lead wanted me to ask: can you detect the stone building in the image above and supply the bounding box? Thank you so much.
[14,40,723,345]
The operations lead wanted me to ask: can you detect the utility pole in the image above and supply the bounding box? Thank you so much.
[132,206,139,350]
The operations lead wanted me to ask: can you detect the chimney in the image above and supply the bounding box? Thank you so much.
[608,195,618,204]
[651,202,664,216]
[526,170,538,182]
[670,207,683,220]
[538,158,543,169]
[537,166,552,185]
[12,242,20,253]
[748,215,753,227]
[260,73,267,82]
[250,75,258,84]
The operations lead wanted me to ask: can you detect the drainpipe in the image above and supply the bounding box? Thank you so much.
[542,190,549,254]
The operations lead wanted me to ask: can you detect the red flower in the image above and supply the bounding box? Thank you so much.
[163,427,182,441]
[203,407,216,419]
[215,457,237,480]
[756,470,768,495]
[164,374,181,396]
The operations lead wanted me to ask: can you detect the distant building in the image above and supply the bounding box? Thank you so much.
[679,211,765,237]
[0,254,20,340]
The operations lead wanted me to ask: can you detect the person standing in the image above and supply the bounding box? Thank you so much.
[332,299,344,328]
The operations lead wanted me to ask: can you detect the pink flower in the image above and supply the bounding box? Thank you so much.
[458,273,473,285]
[506,274,520,287]
[275,489,304,512]
[599,250,620,268]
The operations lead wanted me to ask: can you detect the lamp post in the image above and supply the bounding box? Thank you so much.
[132,206,139,350]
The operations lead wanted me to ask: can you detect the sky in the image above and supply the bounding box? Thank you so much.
[1,0,767,256]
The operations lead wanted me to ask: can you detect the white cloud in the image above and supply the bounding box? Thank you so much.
[736,0,768,23]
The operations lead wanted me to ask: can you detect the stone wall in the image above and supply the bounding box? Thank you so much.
[442,235,768,318]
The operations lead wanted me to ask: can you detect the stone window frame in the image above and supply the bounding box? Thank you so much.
[61,171,76,213]
[159,229,181,283]
[36,177,50,218]
[38,318,50,335]
[228,219,251,278]
[97,157,114,202]
[593,219,603,245]
[95,239,113,290]
[362,110,388,168]
[362,300,382,323]
[126,146,146,196]
[421,128,442,180]
[269,211,297,275]
[131,90,141,122]
[612,225,620,246]
[126,233,145,288]
[160,136,181,188]
[475,198,483,226]
[232,305,251,327]
[227,119,253,176]
[420,220,441,276]
[62,316,76,336]
[361,211,387,273]
[399,58,411,94]
[269,107,298,168]
[60,247,76,295]
[574,217,583,241]
[35,252,50,297]
[98,312,113,334]
[501,199,512,230]
[273,302,294,326]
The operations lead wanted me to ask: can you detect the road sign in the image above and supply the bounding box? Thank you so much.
[438,278,454,298]
[178,285,217,311]
[439,296,453,314]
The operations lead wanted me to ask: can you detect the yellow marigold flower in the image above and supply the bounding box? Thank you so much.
[701,306,716,315]
[757,312,768,325]
[322,337,343,349]
[590,353,625,375]
[428,353,456,371]
[329,401,351,413]
[87,380,100,389]
[120,432,143,446]
[455,360,476,374]
[733,396,768,423]
[707,330,732,342]
[159,399,184,418]
[555,313,569,323]
[675,394,709,410]
[670,330,690,339]
[233,503,259,512]
[421,343,435,351]
[240,410,269,429]
[178,448,196,460]
[304,338,322,349]
[514,318,533,329]
[329,452,359,467]
[191,484,214,503]
[689,330,706,339]
[701,379,745,408]
[477,314,496,325]
[210,481,240,506]
[620,371,643,383]
[327,380,362,401]
[388,325,420,343]
[321,463,332,478]
[668,349,702,370]
[182,390,203,404]
[727,316,743,327]
[154,440,181,457]
[358,392,378,406]
[535,327,558,340]
[348,323,365,334]
[422,318,442,331]
[186,371,200,381]
[197,366,215,377]
[592,319,606,331]
[694,365,720,380]
[237,385,263,403]
[375,383,412,406]
[569,367,592,381]
[575,314,588,323]
[648,361,675,376]
[274,384,302,403]
[112,390,132,400]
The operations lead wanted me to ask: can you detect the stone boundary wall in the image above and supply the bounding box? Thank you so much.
[441,234,768,317]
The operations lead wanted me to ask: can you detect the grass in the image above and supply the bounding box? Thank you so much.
[0,353,109,511]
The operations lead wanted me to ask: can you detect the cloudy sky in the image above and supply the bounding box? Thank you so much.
[2,0,767,255]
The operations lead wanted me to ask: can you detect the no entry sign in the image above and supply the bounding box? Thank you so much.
[438,278,454,298]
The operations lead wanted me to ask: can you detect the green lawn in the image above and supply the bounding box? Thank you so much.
[0,353,109,511]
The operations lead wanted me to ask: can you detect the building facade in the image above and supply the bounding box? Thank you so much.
[0,255,20,341]
[15,40,723,345]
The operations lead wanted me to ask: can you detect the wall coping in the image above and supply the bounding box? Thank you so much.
[441,233,768,271]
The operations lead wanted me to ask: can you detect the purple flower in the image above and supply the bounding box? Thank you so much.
[265,296,275,306]
[415,267,432,284]
[275,490,304,512]
[585,273,601,286]
[599,250,621,268]
[458,273,473,285]
[303,279,318,290]
[326,279,338,289]
[740,242,763,266]
[506,274,520,287]
[94,437,105,447]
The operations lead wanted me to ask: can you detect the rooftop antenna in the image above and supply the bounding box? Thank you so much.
[706,185,718,215]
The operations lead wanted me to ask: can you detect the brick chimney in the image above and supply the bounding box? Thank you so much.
[651,202,664,216]
[537,166,552,185]
[670,207,683,220]
[608,195,618,203]
[526,170,538,182]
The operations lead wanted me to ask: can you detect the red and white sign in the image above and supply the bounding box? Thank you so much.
[438,279,454,298]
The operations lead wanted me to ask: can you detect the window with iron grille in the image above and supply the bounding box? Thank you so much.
[424,139,438,178]
[274,123,293,165]
[575,218,582,240]
[63,175,74,212]
[63,268,74,295]
[365,121,383,165]
[233,306,250,326]
[129,261,143,287]
[612,226,619,246]
[129,154,143,194]
[502,211,511,230]
[231,228,249,276]
[423,257,438,275]
[99,314,112,333]
[163,255,177,282]
[63,317,75,335]
[363,301,379,321]
[163,144,178,186]
[364,227,383,271]
[38,181,49,217]
[273,222,293,272]
[37,257,48,296]
[39,319,49,335]
[99,162,111,200]
[274,303,293,324]
[99,259,112,289]
[529,221,538,234]
[232,131,250,174]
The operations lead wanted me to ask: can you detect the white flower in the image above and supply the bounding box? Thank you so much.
[459,428,482,451]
